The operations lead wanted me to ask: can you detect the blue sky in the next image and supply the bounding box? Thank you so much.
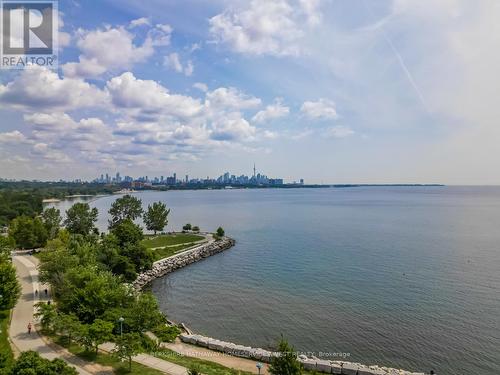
[0,0,499,184]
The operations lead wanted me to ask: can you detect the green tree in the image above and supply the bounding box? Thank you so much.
[108,195,143,229]
[42,207,62,240]
[35,302,58,331]
[111,219,143,247]
[120,242,153,274]
[53,313,82,346]
[0,236,15,259]
[192,226,200,233]
[183,223,192,231]
[9,350,77,375]
[269,337,303,375]
[114,332,142,371]
[64,203,98,236]
[126,293,166,333]
[216,227,225,237]
[0,257,21,310]
[8,216,47,249]
[88,319,114,355]
[143,202,170,235]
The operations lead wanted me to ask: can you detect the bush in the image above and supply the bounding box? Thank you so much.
[216,227,225,237]
[182,223,192,231]
[192,226,200,233]
[188,365,201,375]
[153,324,181,343]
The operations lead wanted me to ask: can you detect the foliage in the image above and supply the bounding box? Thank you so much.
[0,237,14,259]
[125,293,166,333]
[114,333,142,371]
[0,190,43,227]
[41,207,62,240]
[87,319,114,354]
[192,226,200,233]
[108,195,143,230]
[216,227,225,237]
[143,202,170,235]
[8,216,47,249]
[111,219,144,247]
[188,365,201,375]
[53,313,82,346]
[0,310,14,371]
[269,337,303,375]
[35,302,58,331]
[0,255,21,311]
[182,223,192,231]
[152,324,181,343]
[64,203,98,236]
[9,350,77,375]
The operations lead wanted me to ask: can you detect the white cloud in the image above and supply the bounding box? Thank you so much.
[164,53,194,76]
[193,82,208,92]
[0,130,29,144]
[252,98,289,124]
[301,98,338,120]
[325,125,354,138]
[63,24,171,78]
[206,87,261,111]
[209,0,323,56]
[211,113,256,141]
[106,72,203,120]
[0,66,107,111]
[129,17,151,28]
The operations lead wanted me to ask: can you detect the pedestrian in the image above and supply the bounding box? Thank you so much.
[27,322,32,334]
[44,288,48,296]
[47,300,51,305]
[35,289,38,296]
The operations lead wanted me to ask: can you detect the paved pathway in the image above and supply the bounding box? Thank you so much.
[162,340,269,374]
[9,254,112,375]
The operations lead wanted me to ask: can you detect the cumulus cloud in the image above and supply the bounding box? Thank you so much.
[164,53,194,76]
[193,82,208,92]
[325,125,354,138]
[252,98,289,124]
[205,87,261,111]
[0,130,30,144]
[209,0,323,56]
[301,98,338,120]
[129,17,151,28]
[63,24,172,78]
[0,66,107,111]
[106,72,203,120]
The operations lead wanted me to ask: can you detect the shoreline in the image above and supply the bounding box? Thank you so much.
[134,239,426,375]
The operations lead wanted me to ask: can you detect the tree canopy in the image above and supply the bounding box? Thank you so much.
[8,216,47,249]
[269,337,303,375]
[64,203,98,236]
[143,202,170,235]
[108,195,143,229]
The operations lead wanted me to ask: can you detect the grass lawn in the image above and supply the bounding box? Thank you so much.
[49,333,164,375]
[142,233,205,249]
[0,310,13,369]
[151,242,198,261]
[153,348,255,375]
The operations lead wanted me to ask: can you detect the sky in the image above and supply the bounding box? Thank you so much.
[0,0,499,184]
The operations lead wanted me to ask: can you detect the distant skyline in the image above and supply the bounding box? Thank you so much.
[1,0,500,184]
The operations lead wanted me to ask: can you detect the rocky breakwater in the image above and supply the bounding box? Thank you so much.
[133,237,235,290]
[179,334,428,375]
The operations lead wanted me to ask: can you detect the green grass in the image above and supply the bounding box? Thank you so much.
[142,233,205,249]
[151,243,198,261]
[152,348,255,375]
[48,333,164,375]
[0,310,13,369]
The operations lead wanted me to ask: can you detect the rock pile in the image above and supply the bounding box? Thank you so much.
[133,237,235,289]
[179,334,427,375]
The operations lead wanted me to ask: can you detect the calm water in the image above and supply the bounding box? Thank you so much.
[51,187,500,374]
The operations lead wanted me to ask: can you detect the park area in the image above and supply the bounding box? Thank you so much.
[141,233,207,261]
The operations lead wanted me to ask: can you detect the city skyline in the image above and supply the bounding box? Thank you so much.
[0,1,499,184]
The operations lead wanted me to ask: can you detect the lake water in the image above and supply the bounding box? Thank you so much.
[50,187,500,374]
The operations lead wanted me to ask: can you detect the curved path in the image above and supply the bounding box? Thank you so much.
[9,254,111,375]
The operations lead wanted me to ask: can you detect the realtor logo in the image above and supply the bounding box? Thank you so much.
[1,0,58,69]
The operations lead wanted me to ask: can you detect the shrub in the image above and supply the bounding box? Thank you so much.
[153,324,181,343]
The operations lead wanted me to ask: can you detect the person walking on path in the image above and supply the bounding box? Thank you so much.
[27,322,32,335]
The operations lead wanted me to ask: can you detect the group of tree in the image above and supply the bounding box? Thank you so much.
[2,350,77,375]
[0,237,21,312]
[182,223,200,233]
[7,207,62,249]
